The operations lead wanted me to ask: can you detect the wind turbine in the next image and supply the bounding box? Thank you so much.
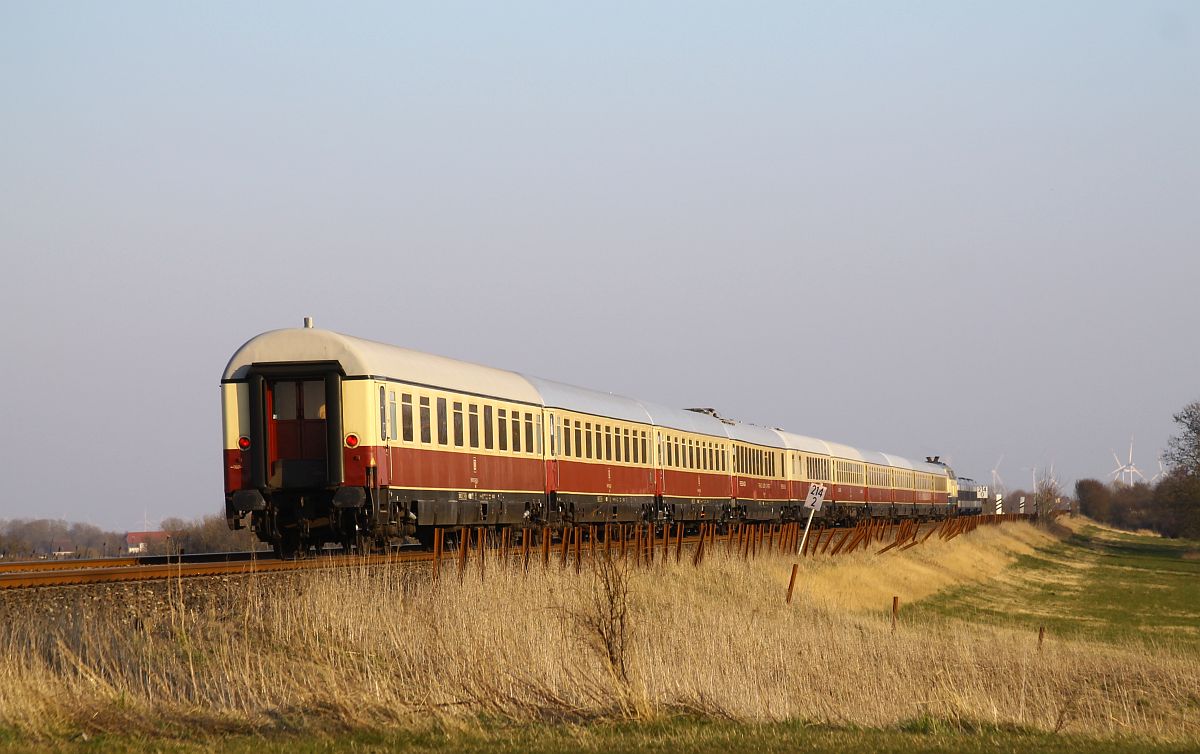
[1110,436,1146,486]
[1151,459,1167,483]
[990,455,1007,495]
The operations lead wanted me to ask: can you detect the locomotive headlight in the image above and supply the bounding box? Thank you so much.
[345,433,360,448]
[237,436,251,450]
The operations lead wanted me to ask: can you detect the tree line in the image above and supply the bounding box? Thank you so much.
[0,515,261,559]
[1074,400,1200,539]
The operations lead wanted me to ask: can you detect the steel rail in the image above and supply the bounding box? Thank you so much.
[0,551,432,590]
[0,550,268,575]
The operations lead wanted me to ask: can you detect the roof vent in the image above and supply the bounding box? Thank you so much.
[303,317,314,329]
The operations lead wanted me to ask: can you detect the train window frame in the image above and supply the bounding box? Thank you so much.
[510,411,521,453]
[604,425,613,461]
[497,408,508,452]
[388,391,397,444]
[419,396,432,444]
[584,422,593,459]
[484,405,494,450]
[614,425,622,463]
[468,404,479,449]
[574,420,583,459]
[401,393,414,443]
[272,381,297,421]
[452,402,464,448]
[526,413,536,454]
[562,416,572,457]
[641,432,648,465]
[379,386,388,442]
[436,397,448,446]
[632,429,639,464]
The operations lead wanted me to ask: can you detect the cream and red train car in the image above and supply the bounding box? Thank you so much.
[221,324,953,555]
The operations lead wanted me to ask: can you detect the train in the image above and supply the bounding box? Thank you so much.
[221,322,980,556]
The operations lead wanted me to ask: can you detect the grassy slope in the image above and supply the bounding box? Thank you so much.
[906,519,1200,650]
[2,519,1197,753]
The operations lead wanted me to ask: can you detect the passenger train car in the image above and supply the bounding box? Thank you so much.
[221,323,957,555]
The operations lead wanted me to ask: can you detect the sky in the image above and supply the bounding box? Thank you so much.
[1,2,1197,531]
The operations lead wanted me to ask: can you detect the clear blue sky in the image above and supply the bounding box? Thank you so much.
[2,2,1197,529]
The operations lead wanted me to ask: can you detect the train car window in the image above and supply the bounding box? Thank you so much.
[641,432,648,465]
[436,397,448,445]
[631,430,639,464]
[402,394,414,443]
[379,386,388,441]
[687,440,694,470]
[497,409,508,451]
[525,413,535,454]
[388,391,397,443]
[420,397,432,444]
[511,413,521,453]
[623,429,630,463]
[468,404,479,448]
[562,417,572,457]
[484,406,494,450]
[273,382,296,421]
[614,426,622,463]
[603,426,612,461]
[585,423,593,458]
[453,402,464,447]
[574,421,583,459]
[665,435,673,467]
[306,381,326,422]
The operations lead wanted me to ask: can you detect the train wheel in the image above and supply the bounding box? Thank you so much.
[276,531,306,560]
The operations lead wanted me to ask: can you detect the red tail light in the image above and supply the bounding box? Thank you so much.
[238,436,251,450]
[345,433,360,448]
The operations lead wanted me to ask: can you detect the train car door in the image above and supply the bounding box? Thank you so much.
[267,379,328,488]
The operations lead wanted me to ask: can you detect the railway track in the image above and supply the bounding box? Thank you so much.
[0,514,1028,590]
[0,550,429,590]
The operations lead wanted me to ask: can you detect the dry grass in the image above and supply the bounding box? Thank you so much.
[0,522,1197,743]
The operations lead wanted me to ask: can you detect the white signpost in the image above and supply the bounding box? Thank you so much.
[796,483,828,555]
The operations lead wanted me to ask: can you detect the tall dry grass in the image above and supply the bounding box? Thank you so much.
[0,522,1196,740]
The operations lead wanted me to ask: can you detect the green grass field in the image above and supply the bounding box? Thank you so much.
[907,520,1200,650]
[3,719,1197,754]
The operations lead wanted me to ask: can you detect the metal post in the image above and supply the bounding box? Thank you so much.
[796,507,817,556]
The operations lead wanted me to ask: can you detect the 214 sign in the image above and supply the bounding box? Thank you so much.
[804,483,828,511]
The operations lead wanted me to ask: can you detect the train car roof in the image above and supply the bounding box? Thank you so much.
[915,461,951,477]
[223,328,545,405]
[824,440,866,462]
[521,375,652,424]
[775,431,832,456]
[880,453,916,470]
[637,402,731,437]
[856,448,892,466]
[724,421,786,448]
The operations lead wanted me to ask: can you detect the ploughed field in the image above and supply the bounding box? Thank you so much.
[0,518,1197,753]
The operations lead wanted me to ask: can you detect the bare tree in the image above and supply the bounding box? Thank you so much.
[1164,400,1200,476]
[1034,469,1062,522]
